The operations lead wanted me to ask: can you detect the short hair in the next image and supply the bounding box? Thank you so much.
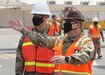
[52,14,56,19]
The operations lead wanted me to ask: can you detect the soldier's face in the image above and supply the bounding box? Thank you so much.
[32,14,44,26]
[53,17,57,22]
[32,14,49,31]
[64,19,81,33]
[66,21,81,37]
[72,22,81,30]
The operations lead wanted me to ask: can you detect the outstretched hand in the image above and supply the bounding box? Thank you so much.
[9,19,25,31]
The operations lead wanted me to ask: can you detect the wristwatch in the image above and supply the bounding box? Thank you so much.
[65,56,69,63]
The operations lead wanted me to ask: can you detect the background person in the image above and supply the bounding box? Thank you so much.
[88,17,104,59]
[49,14,61,35]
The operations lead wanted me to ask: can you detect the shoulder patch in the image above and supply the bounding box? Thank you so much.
[81,40,95,52]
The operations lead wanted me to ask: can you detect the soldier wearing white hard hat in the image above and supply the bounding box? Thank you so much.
[12,1,58,75]
[88,17,104,59]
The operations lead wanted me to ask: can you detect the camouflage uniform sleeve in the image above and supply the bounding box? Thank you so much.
[88,27,91,37]
[15,35,24,75]
[54,31,60,36]
[20,28,55,49]
[59,23,63,35]
[68,40,95,65]
[100,28,104,39]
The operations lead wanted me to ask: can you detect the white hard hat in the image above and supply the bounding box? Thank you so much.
[93,17,98,22]
[30,1,52,15]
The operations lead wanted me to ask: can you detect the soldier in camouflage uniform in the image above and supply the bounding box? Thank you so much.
[9,7,95,75]
[88,17,104,59]
[14,1,59,75]
[15,26,58,75]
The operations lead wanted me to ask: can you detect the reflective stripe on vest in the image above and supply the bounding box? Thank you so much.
[62,70,91,75]
[22,42,34,46]
[54,69,60,75]
[25,62,54,67]
[54,70,91,75]
[25,62,35,65]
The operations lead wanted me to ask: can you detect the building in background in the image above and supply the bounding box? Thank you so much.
[0,0,105,29]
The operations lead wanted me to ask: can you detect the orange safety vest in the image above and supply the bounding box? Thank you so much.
[50,22,60,33]
[22,27,55,73]
[53,34,93,75]
[89,25,101,38]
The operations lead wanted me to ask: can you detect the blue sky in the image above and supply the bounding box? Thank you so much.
[20,0,105,5]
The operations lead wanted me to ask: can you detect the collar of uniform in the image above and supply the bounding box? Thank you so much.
[64,32,83,43]
[33,26,49,34]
